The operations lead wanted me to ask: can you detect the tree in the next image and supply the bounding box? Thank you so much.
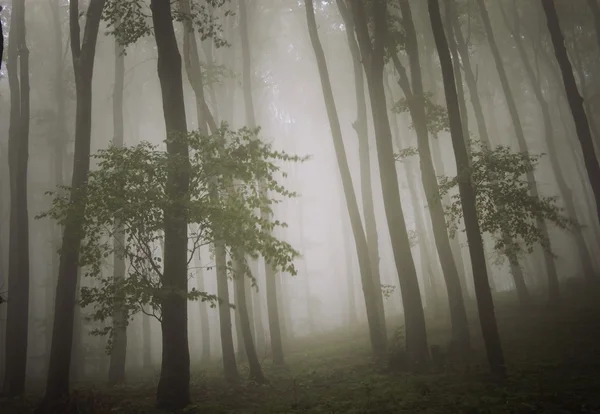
[3,0,30,397]
[476,0,560,304]
[336,0,386,332]
[108,30,127,386]
[350,0,429,369]
[428,0,505,378]
[42,0,106,407]
[393,0,470,352]
[499,0,596,284]
[305,0,386,358]
[541,0,600,226]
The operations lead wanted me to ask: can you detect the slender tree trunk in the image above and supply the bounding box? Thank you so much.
[500,3,596,284]
[477,0,560,304]
[195,252,211,364]
[305,0,386,358]
[233,251,266,383]
[248,258,265,354]
[151,1,191,408]
[336,0,386,332]
[398,0,470,351]
[340,196,358,327]
[447,0,530,304]
[351,0,429,369]
[43,0,106,406]
[3,0,30,397]
[541,0,600,226]
[429,0,505,378]
[108,32,127,386]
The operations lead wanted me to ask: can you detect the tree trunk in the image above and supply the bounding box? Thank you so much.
[108,32,127,386]
[477,0,560,304]
[541,0,600,226]
[151,1,191,409]
[43,0,106,406]
[3,0,30,397]
[429,0,505,378]
[447,0,530,304]
[305,0,386,358]
[336,0,386,332]
[398,0,470,352]
[248,258,265,355]
[351,0,429,369]
[500,3,596,284]
[142,307,152,371]
[195,252,211,364]
[233,251,266,383]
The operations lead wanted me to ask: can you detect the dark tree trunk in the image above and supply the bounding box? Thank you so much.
[541,0,600,226]
[477,0,560,304]
[3,0,30,397]
[447,0,530,304]
[428,0,505,378]
[151,0,191,409]
[351,0,429,369]
[499,3,596,284]
[305,0,386,358]
[397,0,470,352]
[42,0,106,407]
[336,0,386,333]
[233,251,266,383]
[108,35,127,386]
[216,241,239,379]
[248,259,266,355]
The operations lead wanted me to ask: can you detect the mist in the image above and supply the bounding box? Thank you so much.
[1,0,600,412]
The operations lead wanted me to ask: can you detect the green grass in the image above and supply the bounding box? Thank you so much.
[4,282,600,413]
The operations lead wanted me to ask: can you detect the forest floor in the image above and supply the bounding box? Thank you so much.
[4,280,600,413]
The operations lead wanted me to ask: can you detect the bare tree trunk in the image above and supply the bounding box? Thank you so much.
[142,307,152,371]
[397,0,470,352]
[195,252,211,364]
[305,0,386,358]
[336,0,386,332]
[541,0,600,226]
[351,0,429,369]
[108,31,127,386]
[151,1,191,408]
[3,0,30,397]
[248,258,265,354]
[233,251,266,383]
[43,0,106,406]
[429,0,505,378]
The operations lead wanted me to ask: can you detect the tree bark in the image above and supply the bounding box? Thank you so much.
[429,0,505,378]
[42,0,106,406]
[305,0,386,358]
[350,0,429,369]
[541,0,600,226]
[151,0,191,409]
[3,0,30,397]
[195,251,211,364]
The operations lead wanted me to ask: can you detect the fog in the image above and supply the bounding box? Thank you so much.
[1,0,600,412]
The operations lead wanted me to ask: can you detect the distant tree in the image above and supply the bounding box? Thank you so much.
[3,0,31,398]
[541,0,600,227]
[428,0,506,378]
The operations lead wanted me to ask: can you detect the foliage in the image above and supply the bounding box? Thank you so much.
[437,143,576,258]
[39,125,306,351]
[380,284,396,299]
[200,61,236,87]
[394,146,419,162]
[392,92,450,137]
[102,0,233,49]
